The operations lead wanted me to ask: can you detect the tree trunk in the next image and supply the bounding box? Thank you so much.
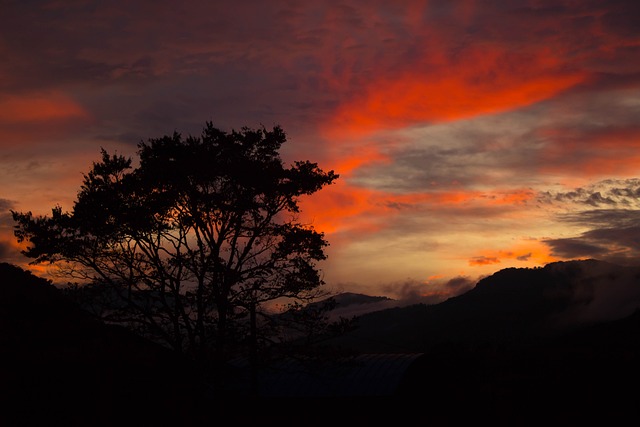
[249,300,258,396]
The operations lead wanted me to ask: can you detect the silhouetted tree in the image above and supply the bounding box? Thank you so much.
[12,123,338,374]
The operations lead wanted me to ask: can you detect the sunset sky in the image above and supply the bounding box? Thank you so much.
[2,0,640,303]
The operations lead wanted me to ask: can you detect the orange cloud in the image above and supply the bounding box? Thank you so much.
[469,244,558,268]
[301,180,541,239]
[0,91,88,123]
[326,46,586,137]
[298,180,391,235]
[299,183,444,235]
[326,143,392,177]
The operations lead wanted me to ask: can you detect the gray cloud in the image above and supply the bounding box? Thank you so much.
[539,178,640,265]
[0,198,15,226]
[538,179,640,208]
[543,237,610,259]
[0,198,14,210]
[599,0,640,38]
[349,110,552,193]
[543,211,640,265]
[348,94,640,196]
[516,253,533,261]
[381,276,474,306]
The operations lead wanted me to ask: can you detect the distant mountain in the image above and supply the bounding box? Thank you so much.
[310,292,398,319]
[331,259,640,353]
[329,291,394,307]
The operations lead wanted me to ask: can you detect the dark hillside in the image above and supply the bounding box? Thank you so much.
[395,307,640,424]
[3,260,640,425]
[319,259,640,423]
[332,259,640,352]
[0,263,210,426]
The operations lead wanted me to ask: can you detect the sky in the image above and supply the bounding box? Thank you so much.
[2,0,640,304]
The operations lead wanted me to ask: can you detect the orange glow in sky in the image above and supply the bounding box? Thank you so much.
[2,0,640,299]
[327,47,586,137]
[0,92,88,123]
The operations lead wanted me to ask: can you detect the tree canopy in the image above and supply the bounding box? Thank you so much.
[12,123,339,368]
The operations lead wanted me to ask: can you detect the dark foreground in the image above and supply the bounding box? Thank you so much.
[2,261,640,426]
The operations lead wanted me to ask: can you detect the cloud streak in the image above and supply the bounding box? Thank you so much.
[328,47,586,136]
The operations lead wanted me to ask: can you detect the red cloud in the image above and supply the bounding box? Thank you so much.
[299,180,539,240]
[539,126,640,179]
[325,46,586,137]
[468,245,558,268]
[0,91,88,123]
[0,91,92,146]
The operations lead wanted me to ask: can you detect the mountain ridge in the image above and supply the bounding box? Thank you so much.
[328,258,640,352]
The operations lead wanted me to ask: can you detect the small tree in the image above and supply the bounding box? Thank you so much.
[12,123,338,371]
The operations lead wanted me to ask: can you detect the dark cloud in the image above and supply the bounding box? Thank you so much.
[543,198,640,264]
[1,0,339,147]
[0,198,15,226]
[584,224,640,247]
[516,253,533,261]
[468,0,640,80]
[469,256,501,266]
[599,0,640,38]
[544,237,610,259]
[0,198,14,211]
[2,1,131,93]
[558,209,640,230]
[585,192,616,206]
